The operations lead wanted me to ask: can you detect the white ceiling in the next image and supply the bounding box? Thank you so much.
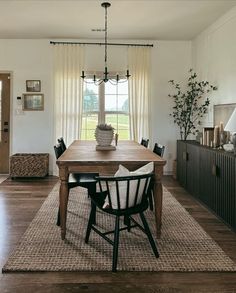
[0,0,235,40]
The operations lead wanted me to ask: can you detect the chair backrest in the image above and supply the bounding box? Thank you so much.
[54,143,64,159]
[96,173,154,210]
[153,143,165,157]
[57,137,67,152]
[140,138,149,148]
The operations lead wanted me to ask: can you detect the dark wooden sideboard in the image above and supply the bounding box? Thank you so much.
[177,140,236,231]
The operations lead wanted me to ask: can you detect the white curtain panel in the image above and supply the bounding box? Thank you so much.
[53,44,85,146]
[128,46,151,143]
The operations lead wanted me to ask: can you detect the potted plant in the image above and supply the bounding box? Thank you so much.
[95,123,114,146]
[168,69,217,140]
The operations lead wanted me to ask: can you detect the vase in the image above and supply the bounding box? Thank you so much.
[95,128,114,146]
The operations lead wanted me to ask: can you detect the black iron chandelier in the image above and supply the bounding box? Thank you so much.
[81,2,131,85]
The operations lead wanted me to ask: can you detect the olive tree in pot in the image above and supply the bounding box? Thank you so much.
[168,69,217,140]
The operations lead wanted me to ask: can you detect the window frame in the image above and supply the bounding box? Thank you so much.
[82,72,130,140]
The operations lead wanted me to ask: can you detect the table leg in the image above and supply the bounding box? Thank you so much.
[59,167,69,240]
[153,165,163,238]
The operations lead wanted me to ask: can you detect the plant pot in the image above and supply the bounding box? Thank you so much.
[95,128,114,146]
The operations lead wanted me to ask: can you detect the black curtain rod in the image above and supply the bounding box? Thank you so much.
[50,41,153,47]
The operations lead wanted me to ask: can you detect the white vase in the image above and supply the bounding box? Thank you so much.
[95,128,114,146]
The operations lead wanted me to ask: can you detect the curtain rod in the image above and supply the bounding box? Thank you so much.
[50,41,153,47]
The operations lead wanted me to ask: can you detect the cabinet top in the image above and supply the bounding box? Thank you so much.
[177,140,235,157]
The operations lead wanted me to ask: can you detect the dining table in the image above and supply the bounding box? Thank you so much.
[56,140,166,240]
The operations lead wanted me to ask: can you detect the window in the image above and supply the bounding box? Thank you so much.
[81,78,130,140]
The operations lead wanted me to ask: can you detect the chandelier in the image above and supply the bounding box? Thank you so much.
[81,2,131,85]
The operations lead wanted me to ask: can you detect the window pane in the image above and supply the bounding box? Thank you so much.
[81,114,98,140]
[83,81,99,112]
[118,95,129,112]
[118,81,128,95]
[118,129,129,140]
[106,114,118,129]
[105,82,116,95]
[105,94,116,111]
[84,82,99,95]
[105,113,130,140]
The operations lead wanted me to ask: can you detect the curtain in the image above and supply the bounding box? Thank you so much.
[128,46,151,143]
[53,44,84,146]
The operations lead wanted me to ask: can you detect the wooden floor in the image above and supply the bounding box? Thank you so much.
[0,175,236,293]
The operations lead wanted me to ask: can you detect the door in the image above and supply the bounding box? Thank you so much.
[0,73,10,173]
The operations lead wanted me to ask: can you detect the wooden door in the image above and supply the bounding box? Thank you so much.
[0,73,10,173]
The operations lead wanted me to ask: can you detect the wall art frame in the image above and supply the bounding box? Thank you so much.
[26,80,41,92]
[23,93,44,111]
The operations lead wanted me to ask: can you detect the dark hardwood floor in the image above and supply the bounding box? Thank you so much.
[0,175,236,293]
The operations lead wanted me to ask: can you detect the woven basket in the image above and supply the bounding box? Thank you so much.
[95,128,114,146]
[10,153,49,178]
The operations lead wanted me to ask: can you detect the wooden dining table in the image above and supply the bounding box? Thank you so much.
[56,140,166,240]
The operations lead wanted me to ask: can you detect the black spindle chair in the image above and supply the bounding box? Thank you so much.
[140,138,149,148]
[57,137,67,152]
[153,143,165,157]
[85,173,159,272]
[148,143,165,211]
[54,143,98,226]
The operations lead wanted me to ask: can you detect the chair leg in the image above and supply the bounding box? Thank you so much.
[148,190,154,211]
[112,216,120,272]
[85,202,96,243]
[56,207,60,226]
[148,179,154,211]
[88,183,97,197]
[139,212,159,258]
[124,215,131,232]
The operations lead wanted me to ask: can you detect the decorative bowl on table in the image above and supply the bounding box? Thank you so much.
[95,124,114,146]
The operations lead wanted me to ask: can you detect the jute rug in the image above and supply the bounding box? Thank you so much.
[2,183,236,272]
[0,176,8,184]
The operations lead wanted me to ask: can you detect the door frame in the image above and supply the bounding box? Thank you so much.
[0,71,13,174]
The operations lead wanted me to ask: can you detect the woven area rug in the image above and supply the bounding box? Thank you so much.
[2,183,236,272]
[0,176,8,184]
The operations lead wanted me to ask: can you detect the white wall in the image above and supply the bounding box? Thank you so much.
[151,41,191,172]
[192,6,236,127]
[0,40,54,172]
[0,39,191,174]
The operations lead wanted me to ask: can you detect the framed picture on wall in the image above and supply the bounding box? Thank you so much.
[23,94,44,111]
[26,80,41,92]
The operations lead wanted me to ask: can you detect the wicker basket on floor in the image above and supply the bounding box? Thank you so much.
[10,153,49,178]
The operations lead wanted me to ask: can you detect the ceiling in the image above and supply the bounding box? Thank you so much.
[0,0,236,40]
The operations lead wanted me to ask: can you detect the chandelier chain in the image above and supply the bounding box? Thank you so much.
[105,4,108,65]
[81,2,130,85]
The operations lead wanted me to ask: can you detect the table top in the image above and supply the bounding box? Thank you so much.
[56,140,166,167]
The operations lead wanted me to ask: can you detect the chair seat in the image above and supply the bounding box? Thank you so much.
[69,173,98,184]
[68,173,98,191]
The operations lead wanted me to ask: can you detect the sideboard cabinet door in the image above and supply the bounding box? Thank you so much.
[186,143,200,197]
[199,147,215,208]
[177,140,187,188]
[214,152,236,229]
